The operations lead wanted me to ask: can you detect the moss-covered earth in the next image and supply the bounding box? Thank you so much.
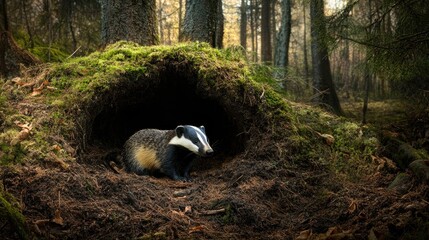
[0,42,428,239]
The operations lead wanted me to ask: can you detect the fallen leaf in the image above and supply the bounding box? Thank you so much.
[171,210,184,217]
[46,152,69,170]
[52,209,64,226]
[22,81,36,88]
[184,206,192,214]
[10,129,31,145]
[189,225,205,234]
[15,122,32,131]
[348,199,358,214]
[320,134,335,145]
[51,144,62,152]
[11,77,23,85]
[316,132,335,145]
[296,229,312,240]
[30,89,42,96]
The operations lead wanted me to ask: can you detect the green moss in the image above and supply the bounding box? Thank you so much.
[0,187,29,239]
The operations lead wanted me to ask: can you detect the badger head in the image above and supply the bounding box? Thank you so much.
[169,125,214,157]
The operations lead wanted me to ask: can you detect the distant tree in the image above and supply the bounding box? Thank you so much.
[274,0,292,71]
[100,0,158,46]
[181,0,224,48]
[302,1,309,82]
[178,0,183,37]
[1,0,39,77]
[261,0,271,63]
[240,0,247,49]
[215,0,224,48]
[310,0,343,115]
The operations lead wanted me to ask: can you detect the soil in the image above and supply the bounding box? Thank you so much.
[2,138,428,239]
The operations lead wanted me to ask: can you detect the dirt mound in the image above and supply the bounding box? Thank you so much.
[1,42,428,239]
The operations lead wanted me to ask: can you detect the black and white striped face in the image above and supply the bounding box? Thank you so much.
[169,125,214,157]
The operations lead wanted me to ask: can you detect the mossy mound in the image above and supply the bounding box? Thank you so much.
[0,42,428,239]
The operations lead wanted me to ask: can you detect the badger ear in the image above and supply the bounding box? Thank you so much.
[175,125,185,137]
[200,125,206,133]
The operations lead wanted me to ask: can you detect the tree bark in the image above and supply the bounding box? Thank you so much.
[178,0,183,38]
[0,31,41,76]
[181,0,223,48]
[250,0,255,61]
[261,0,271,63]
[100,0,159,46]
[21,0,34,48]
[215,0,224,48]
[310,0,343,115]
[0,0,8,32]
[240,0,247,50]
[254,0,259,62]
[303,1,309,83]
[362,0,373,124]
[274,0,291,70]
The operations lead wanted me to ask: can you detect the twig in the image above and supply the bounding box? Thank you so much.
[260,86,265,99]
[200,208,225,215]
[65,46,81,60]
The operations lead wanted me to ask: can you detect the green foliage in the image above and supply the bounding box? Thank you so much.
[30,46,69,62]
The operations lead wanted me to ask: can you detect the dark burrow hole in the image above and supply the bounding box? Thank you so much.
[88,68,247,170]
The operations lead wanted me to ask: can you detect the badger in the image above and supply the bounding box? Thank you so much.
[123,125,214,181]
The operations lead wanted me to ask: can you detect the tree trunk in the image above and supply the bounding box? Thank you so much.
[181,0,223,48]
[310,0,343,115]
[158,0,163,44]
[1,0,40,77]
[0,32,41,77]
[261,0,271,63]
[1,0,8,32]
[274,0,291,70]
[271,0,276,58]
[250,0,255,61]
[303,1,309,83]
[240,0,247,50]
[178,0,183,38]
[21,0,34,49]
[100,0,159,46]
[44,0,52,61]
[254,0,259,62]
[215,0,224,48]
[362,0,372,124]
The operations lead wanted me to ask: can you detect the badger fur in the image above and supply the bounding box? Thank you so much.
[123,125,213,181]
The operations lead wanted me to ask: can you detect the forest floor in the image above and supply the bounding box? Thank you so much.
[1,42,428,239]
[2,99,428,240]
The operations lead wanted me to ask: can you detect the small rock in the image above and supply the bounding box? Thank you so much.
[173,189,192,197]
[388,173,413,194]
[409,159,429,182]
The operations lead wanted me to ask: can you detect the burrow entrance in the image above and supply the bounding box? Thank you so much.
[87,64,248,164]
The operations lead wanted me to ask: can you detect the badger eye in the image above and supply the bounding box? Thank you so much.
[192,140,198,144]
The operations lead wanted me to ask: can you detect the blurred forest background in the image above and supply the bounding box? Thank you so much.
[2,0,429,120]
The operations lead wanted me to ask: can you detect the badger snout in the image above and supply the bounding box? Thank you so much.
[199,147,214,157]
[205,148,214,156]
